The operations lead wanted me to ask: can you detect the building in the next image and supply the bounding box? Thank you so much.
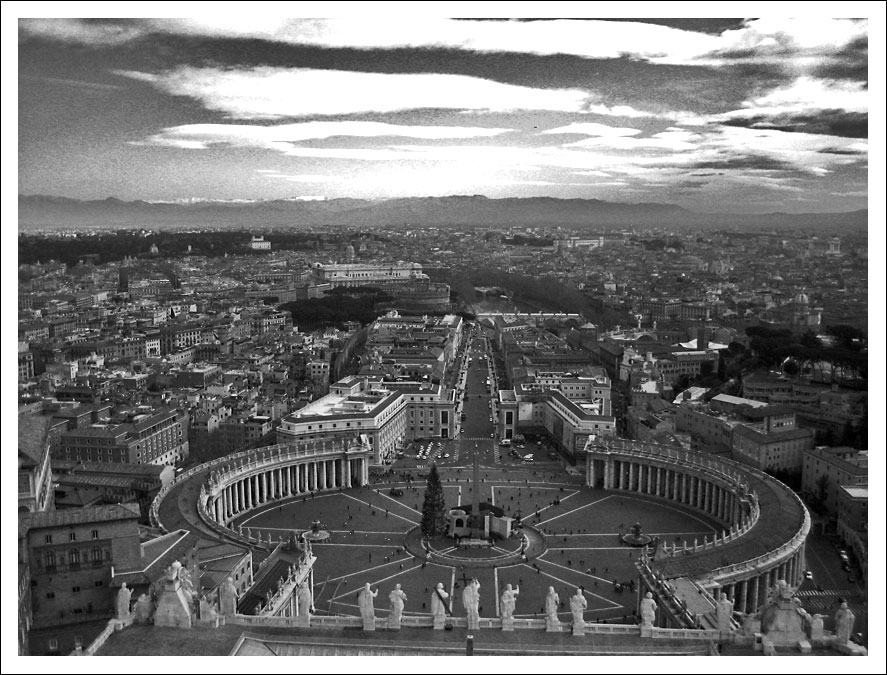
[19,413,56,514]
[19,504,142,654]
[731,424,815,474]
[277,376,455,464]
[801,446,867,518]
[249,236,271,251]
[56,407,190,466]
[311,261,428,288]
[499,370,616,459]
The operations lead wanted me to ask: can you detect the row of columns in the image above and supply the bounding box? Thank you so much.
[213,456,369,523]
[589,457,741,527]
[716,548,805,615]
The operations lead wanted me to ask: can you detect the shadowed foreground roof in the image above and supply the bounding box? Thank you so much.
[97,624,719,657]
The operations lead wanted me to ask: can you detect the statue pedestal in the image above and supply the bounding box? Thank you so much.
[467,617,480,631]
[501,617,514,632]
[572,621,585,636]
[154,579,193,629]
[295,614,310,628]
[546,618,561,632]
[640,625,653,638]
[798,640,811,654]
[363,619,375,631]
[433,615,446,630]
[388,617,401,631]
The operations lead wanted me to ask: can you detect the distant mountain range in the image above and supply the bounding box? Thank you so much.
[18,194,868,231]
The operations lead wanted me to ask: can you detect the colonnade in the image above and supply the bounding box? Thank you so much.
[212,455,369,525]
[588,449,808,617]
[715,554,805,614]
[588,457,744,527]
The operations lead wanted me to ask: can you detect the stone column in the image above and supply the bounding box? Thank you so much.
[311,462,318,492]
[589,459,596,487]
[656,466,662,496]
[629,462,636,492]
[647,465,654,494]
[345,457,352,489]
[737,578,747,614]
[749,575,759,615]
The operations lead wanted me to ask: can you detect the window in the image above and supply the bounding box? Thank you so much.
[95,580,104,587]
[91,547,102,563]
[91,530,99,539]
[72,586,81,593]
[46,592,55,600]
[69,549,80,566]
[44,535,52,544]
[48,639,58,652]
[44,552,56,569]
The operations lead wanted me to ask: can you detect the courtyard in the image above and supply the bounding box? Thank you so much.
[233,461,721,625]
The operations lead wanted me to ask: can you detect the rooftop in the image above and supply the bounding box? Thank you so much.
[19,503,141,533]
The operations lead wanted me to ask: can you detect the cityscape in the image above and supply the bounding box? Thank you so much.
[8,10,882,669]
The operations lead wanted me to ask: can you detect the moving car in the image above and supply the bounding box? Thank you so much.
[804,570,814,580]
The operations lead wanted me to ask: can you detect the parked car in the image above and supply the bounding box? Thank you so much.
[389,488,404,497]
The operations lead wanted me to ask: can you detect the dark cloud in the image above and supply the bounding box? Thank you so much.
[689,172,724,177]
[722,111,867,138]
[690,155,797,171]
[810,35,868,82]
[674,180,708,189]
[817,146,866,156]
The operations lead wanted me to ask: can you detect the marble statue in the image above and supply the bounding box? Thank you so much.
[431,583,449,628]
[462,578,481,629]
[834,601,855,644]
[358,583,378,626]
[166,561,182,582]
[388,584,408,629]
[640,591,657,627]
[717,595,734,632]
[545,587,560,622]
[134,593,154,624]
[500,583,519,621]
[297,582,312,617]
[219,576,239,616]
[116,583,133,620]
[569,588,587,625]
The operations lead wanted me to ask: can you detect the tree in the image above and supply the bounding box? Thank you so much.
[420,464,448,538]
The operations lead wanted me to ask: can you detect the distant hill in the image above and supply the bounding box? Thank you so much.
[18,194,868,232]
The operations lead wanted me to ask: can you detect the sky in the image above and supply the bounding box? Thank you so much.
[9,6,885,213]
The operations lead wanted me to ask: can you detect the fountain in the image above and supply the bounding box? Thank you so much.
[301,519,331,544]
[621,522,653,547]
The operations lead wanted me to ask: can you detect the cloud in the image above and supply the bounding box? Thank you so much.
[260,172,344,183]
[19,18,146,45]
[115,67,595,118]
[721,111,868,138]
[137,121,516,151]
[716,77,869,137]
[21,18,867,72]
[540,123,641,137]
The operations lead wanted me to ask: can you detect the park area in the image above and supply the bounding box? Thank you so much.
[232,462,721,625]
